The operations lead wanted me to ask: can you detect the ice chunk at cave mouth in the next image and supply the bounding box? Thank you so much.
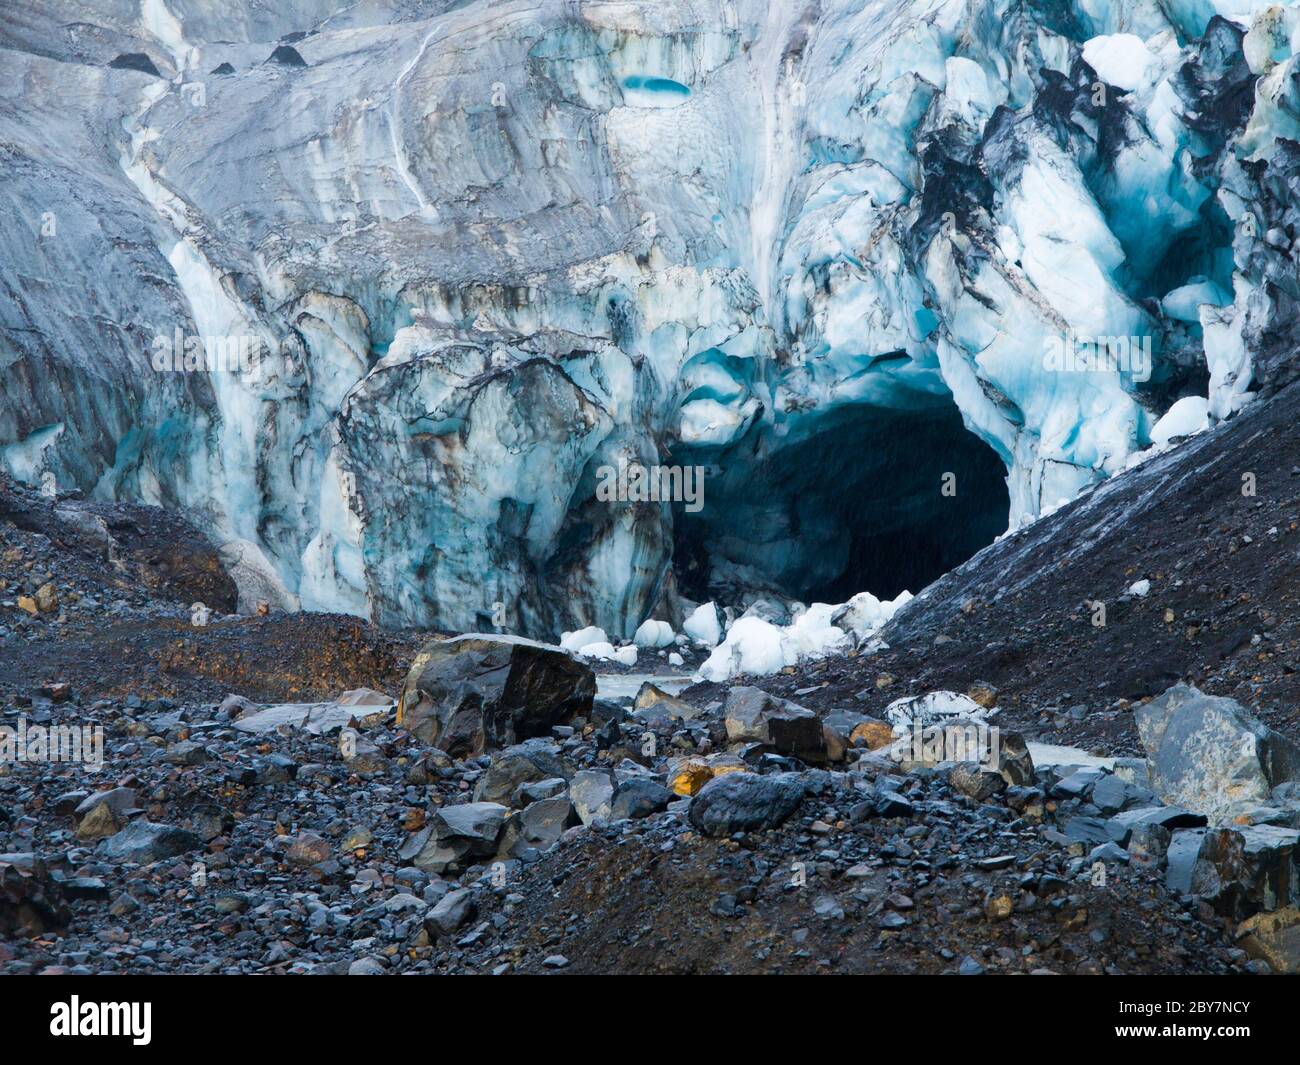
[695,593,909,683]
[633,619,676,648]
[682,603,723,647]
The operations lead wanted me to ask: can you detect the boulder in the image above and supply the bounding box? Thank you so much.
[687,772,806,836]
[473,739,569,805]
[849,718,895,750]
[1237,906,1300,974]
[609,778,674,820]
[398,634,594,756]
[285,832,331,866]
[399,802,508,873]
[99,821,203,864]
[498,798,576,858]
[570,770,616,826]
[74,787,139,821]
[74,802,124,841]
[1136,684,1300,823]
[948,763,1005,802]
[632,682,699,722]
[1190,824,1300,919]
[425,888,477,937]
[724,687,827,762]
[990,732,1035,786]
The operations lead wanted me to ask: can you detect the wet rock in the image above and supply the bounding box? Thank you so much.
[687,772,806,837]
[1136,684,1300,823]
[398,635,595,756]
[99,821,202,863]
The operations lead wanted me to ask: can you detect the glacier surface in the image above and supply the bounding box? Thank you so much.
[4,0,1300,638]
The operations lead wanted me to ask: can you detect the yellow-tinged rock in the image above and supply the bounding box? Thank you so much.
[35,582,58,613]
[668,760,714,797]
[667,755,749,796]
[17,596,38,616]
[850,720,895,750]
[1237,907,1300,974]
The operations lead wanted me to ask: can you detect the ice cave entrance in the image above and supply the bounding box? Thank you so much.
[673,400,1009,605]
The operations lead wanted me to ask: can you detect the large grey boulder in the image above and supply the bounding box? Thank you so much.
[398,635,595,756]
[609,778,674,820]
[1135,684,1300,823]
[687,772,807,837]
[724,687,827,763]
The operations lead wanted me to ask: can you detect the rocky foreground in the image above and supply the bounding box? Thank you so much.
[5,391,1300,974]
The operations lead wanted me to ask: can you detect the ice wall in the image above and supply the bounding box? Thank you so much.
[3,0,1297,636]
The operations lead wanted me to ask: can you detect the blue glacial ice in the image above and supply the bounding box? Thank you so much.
[4,0,1300,655]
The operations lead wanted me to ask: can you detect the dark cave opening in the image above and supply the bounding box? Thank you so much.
[672,400,1010,607]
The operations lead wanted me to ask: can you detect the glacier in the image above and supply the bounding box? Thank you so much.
[4,0,1300,640]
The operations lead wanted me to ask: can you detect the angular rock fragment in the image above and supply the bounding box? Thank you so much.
[0,853,70,937]
[1136,684,1300,823]
[398,635,594,756]
[99,821,203,864]
[473,739,569,805]
[724,687,827,762]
